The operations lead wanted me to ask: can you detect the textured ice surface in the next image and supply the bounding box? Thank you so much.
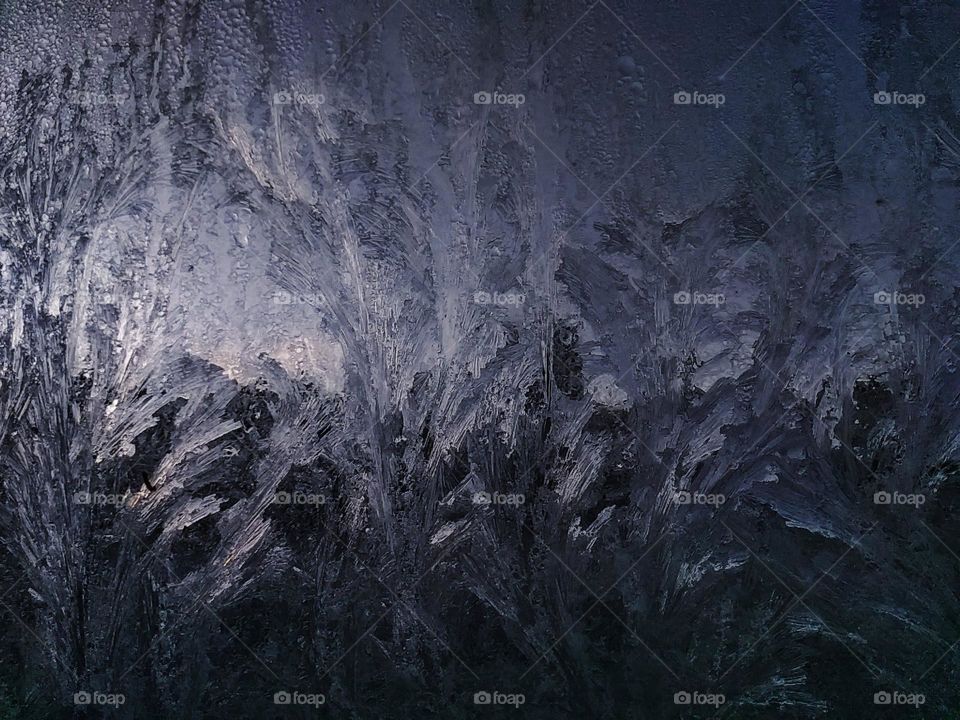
[0,0,959,718]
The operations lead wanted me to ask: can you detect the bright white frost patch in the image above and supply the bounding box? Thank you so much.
[587,373,630,409]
